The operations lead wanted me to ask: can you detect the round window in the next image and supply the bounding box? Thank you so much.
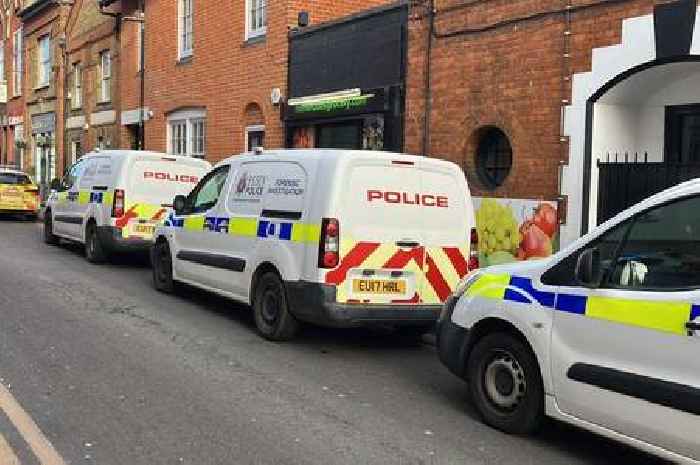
[476,127,513,189]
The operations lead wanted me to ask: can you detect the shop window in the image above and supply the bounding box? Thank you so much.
[475,127,512,190]
[246,0,266,40]
[167,109,206,158]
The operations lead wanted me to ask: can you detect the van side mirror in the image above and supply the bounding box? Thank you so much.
[49,178,62,191]
[173,195,187,215]
[575,247,603,288]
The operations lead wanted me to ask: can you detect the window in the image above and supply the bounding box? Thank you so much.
[71,140,82,165]
[178,0,193,58]
[0,40,5,82]
[72,63,81,108]
[168,110,206,158]
[14,124,23,169]
[99,51,111,102]
[137,22,144,71]
[476,127,512,190]
[12,28,21,96]
[37,35,50,87]
[187,165,230,214]
[245,0,266,39]
[607,196,700,290]
[246,125,265,152]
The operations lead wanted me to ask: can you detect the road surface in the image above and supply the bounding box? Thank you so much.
[0,219,663,465]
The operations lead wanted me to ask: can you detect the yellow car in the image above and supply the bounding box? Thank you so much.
[0,168,40,220]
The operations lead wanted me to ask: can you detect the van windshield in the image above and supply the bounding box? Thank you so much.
[0,173,31,185]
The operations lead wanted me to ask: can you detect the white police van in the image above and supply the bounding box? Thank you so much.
[44,150,210,262]
[438,180,700,463]
[152,149,476,341]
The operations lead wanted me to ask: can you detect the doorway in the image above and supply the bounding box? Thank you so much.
[665,104,700,164]
[316,121,362,150]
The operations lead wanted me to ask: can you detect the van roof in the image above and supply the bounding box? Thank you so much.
[216,149,458,168]
[82,150,210,165]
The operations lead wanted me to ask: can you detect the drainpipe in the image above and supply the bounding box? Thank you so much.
[421,0,434,157]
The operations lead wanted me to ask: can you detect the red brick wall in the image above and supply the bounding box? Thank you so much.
[144,0,393,164]
[406,0,659,200]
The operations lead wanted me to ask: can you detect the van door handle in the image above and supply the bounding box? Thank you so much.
[396,240,420,248]
[685,321,700,331]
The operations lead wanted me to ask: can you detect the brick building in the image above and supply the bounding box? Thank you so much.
[142,0,391,164]
[19,0,71,195]
[406,0,700,247]
[0,1,27,169]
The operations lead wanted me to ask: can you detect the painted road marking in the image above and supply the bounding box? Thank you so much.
[0,431,20,465]
[0,382,66,465]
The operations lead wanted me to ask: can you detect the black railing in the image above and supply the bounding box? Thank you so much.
[597,152,700,224]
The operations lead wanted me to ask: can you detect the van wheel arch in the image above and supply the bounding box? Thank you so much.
[466,318,537,370]
[250,262,282,303]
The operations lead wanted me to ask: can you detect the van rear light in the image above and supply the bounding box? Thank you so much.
[469,227,480,270]
[112,189,125,218]
[319,218,340,269]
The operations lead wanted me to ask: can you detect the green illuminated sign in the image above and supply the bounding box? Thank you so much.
[294,95,372,114]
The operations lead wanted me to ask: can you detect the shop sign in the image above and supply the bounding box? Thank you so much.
[8,116,24,126]
[31,112,55,134]
[286,89,386,121]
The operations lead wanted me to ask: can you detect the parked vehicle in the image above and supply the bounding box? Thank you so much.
[0,167,39,220]
[152,149,476,340]
[437,180,700,463]
[44,150,211,263]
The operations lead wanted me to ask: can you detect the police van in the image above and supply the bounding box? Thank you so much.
[437,180,700,463]
[151,149,476,341]
[44,150,211,263]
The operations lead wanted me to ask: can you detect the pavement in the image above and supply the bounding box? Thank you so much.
[0,218,665,465]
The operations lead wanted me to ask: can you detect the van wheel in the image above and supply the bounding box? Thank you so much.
[43,212,59,245]
[85,223,107,264]
[253,272,299,341]
[467,332,544,435]
[152,240,175,293]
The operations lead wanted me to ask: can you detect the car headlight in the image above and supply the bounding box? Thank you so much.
[453,271,481,297]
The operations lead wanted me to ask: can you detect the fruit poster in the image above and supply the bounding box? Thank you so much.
[473,198,559,267]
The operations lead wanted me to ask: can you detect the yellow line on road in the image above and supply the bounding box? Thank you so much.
[0,383,66,465]
[0,431,20,465]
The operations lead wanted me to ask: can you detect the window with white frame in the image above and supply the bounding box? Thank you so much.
[72,62,81,108]
[99,51,111,102]
[137,22,144,71]
[178,0,193,59]
[37,34,50,87]
[245,0,266,39]
[13,28,21,96]
[168,109,206,158]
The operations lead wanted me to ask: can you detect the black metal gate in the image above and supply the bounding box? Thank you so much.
[597,153,700,223]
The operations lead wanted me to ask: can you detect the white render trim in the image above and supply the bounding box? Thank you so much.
[90,110,116,126]
[65,115,86,130]
[121,107,151,126]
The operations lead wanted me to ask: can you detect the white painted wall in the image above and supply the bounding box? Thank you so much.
[562,7,700,245]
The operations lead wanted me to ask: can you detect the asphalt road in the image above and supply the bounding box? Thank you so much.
[0,218,665,465]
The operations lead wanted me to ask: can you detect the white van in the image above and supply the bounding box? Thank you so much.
[44,150,211,263]
[152,149,476,340]
[438,180,700,463]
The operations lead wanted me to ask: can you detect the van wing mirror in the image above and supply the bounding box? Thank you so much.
[49,178,62,191]
[575,247,603,288]
[173,195,187,215]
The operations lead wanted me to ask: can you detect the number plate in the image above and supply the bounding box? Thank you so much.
[352,279,406,295]
[133,224,155,235]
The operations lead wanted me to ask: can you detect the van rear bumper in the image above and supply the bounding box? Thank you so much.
[285,281,441,328]
[97,226,152,253]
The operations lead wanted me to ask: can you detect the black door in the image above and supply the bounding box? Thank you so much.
[316,121,363,150]
[665,104,700,163]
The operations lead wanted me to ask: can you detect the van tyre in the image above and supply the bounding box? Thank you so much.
[253,272,299,341]
[467,332,544,435]
[43,211,59,245]
[85,223,107,264]
[152,240,176,293]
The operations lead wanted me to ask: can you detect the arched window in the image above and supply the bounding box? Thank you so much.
[476,127,512,189]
